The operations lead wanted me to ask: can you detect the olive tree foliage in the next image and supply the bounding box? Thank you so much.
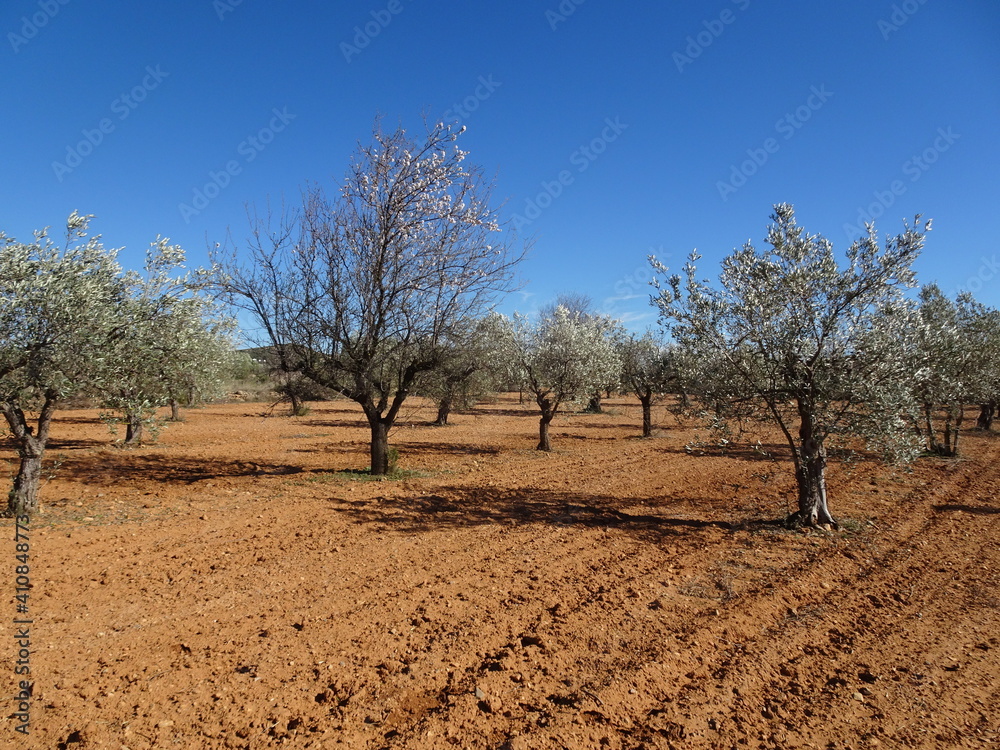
[0,213,129,517]
[418,317,498,426]
[651,204,931,529]
[908,285,1000,455]
[100,239,235,444]
[488,306,622,451]
[619,331,681,437]
[213,120,523,474]
[539,293,615,413]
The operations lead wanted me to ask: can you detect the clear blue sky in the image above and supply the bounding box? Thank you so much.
[2,0,998,331]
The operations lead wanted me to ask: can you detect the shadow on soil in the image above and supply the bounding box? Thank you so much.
[329,486,733,543]
[933,503,1000,515]
[52,453,307,485]
[656,441,798,463]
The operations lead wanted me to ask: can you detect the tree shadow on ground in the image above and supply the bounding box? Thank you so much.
[53,453,307,485]
[306,418,370,429]
[467,405,535,418]
[2,437,109,451]
[393,442,502,457]
[328,485,733,543]
[50,415,101,425]
[656,441,791,463]
[933,503,1000,515]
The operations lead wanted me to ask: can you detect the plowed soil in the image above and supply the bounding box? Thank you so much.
[2,395,998,749]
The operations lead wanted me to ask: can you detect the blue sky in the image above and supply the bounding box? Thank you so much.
[2,0,998,331]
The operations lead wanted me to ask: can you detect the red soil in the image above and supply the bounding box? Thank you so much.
[2,395,998,749]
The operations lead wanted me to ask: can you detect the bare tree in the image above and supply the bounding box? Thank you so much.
[214,120,523,474]
[652,204,930,528]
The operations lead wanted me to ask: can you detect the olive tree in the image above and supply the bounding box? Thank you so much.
[100,239,235,444]
[619,331,680,437]
[419,318,497,426]
[0,213,128,517]
[490,306,622,451]
[909,286,1000,454]
[651,204,930,528]
[214,120,523,474]
[539,293,614,413]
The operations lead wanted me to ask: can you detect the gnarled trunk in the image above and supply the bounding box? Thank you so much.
[169,398,181,422]
[2,394,57,519]
[786,403,837,529]
[9,443,43,519]
[124,414,144,445]
[787,443,836,528]
[537,397,554,451]
[584,394,602,414]
[289,390,302,417]
[434,395,452,426]
[537,413,553,451]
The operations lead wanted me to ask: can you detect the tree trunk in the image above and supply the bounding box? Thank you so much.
[289,390,302,417]
[124,415,144,445]
[2,394,57,518]
[434,395,452,426]
[9,441,44,518]
[585,394,602,414]
[536,395,555,451]
[949,404,964,456]
[169,398,181,422]
[923,403,940,454]
[976,402,995,431]
[788,443,836,528]
[537,413,553,451]
[640,393,653,438]
[369,419,390,475]
[786,405,837,529]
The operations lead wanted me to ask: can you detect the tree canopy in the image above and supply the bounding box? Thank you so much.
[651,204,931,528]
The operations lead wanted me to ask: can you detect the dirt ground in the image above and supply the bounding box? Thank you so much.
[1,395,998,749]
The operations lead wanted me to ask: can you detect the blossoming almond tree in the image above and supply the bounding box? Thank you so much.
[651,204,930,528]
[214,120,524,474]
